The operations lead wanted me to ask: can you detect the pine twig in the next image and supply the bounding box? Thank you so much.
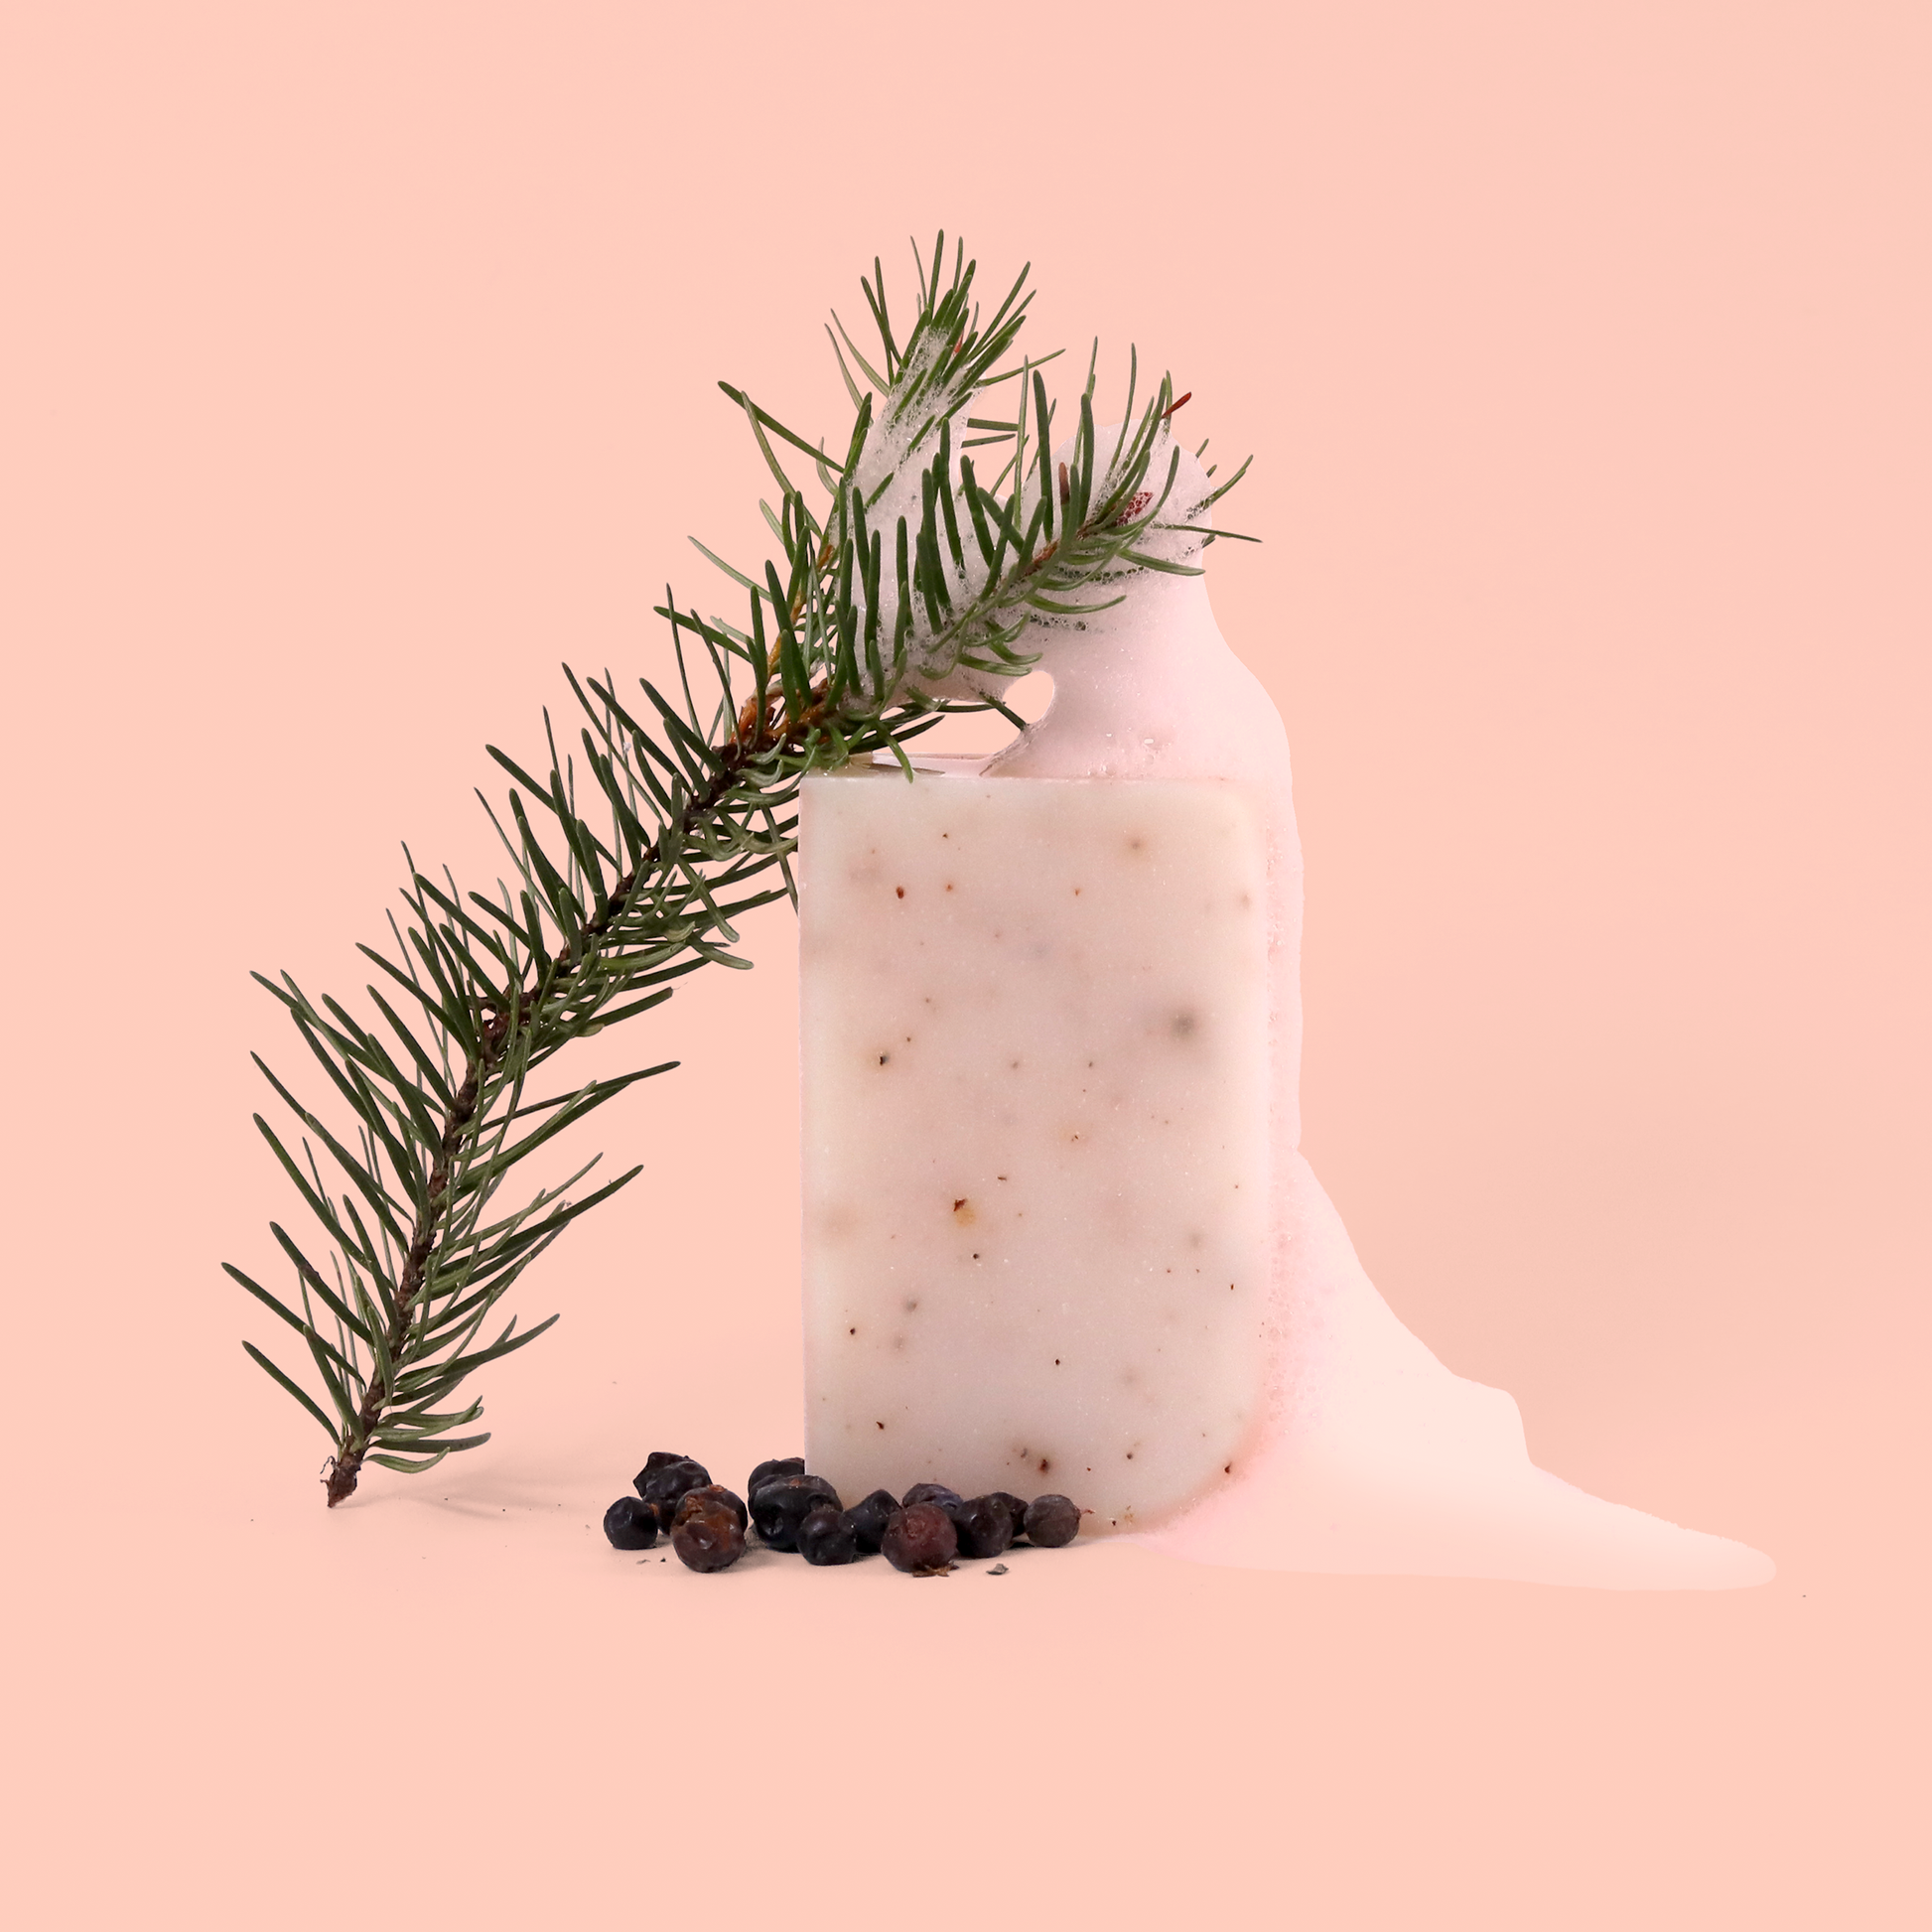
[230,233,1250,1504]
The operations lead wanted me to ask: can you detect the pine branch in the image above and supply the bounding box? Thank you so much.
[231,233,1249,1504]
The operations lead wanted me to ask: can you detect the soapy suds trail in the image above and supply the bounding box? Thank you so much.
[968,428,1772,1588]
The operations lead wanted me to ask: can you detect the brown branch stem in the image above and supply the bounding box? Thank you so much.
[321,494,1110,1504]
[324,750,752,1505]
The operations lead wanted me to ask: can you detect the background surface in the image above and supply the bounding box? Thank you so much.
[3,5,1925,1926]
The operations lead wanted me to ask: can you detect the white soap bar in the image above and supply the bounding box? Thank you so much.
[800,766,1272,1527]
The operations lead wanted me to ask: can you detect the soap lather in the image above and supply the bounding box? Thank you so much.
[800,429,1772,1589]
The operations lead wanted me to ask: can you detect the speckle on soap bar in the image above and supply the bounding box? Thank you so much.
[800,768,1272,1531]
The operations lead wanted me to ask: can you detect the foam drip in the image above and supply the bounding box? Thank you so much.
[991,433,1773,1587]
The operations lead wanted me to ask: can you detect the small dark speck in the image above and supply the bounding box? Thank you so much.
[1224,1463,1233,1474]
[1171,1011,1198,1038]
[849,1326,857,1334]
[1054,1358,1060,1365]
[988,1564,1009,1576]
[904,1297,919,1311]
[896,886,905,897]
[879,1053,890,1064]
[1126,1451,1134,1459]
[877,1421,886,1430]
[945,883,954,892]
[1037,1457,1050,1473]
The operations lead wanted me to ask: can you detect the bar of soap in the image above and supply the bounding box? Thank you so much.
[800,767,1271,1529]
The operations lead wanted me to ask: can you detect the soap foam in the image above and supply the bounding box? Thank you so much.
[861,405,1208,703]
[985,432,1773,1588]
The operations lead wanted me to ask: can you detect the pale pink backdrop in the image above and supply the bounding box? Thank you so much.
[2,6,1925,1927]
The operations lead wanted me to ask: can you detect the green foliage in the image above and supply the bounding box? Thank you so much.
[231,235,1245,1504]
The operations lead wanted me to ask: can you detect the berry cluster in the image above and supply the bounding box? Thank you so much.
[602,1452,1083,1576]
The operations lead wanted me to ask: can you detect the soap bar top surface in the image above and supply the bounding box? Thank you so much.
[800,767,1272,1530]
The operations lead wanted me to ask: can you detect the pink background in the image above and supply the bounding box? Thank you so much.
[4,5,1925,1926]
